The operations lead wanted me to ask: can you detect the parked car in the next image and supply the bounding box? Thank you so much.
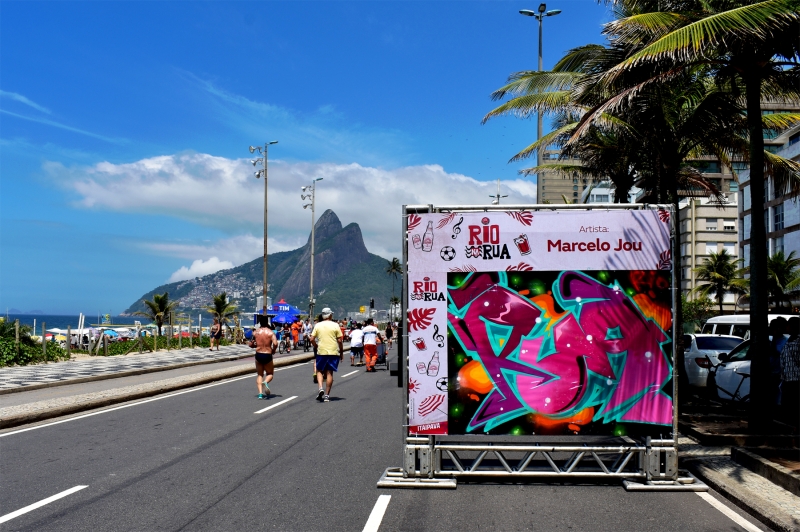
[708,339,751,402]
[682,334,744,387]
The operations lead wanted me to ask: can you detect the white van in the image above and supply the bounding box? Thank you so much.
[701,314,796,338]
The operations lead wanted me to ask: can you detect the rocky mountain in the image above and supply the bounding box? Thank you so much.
[122,210,396,318]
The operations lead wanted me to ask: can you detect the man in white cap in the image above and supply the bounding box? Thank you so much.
[310,307,344,402]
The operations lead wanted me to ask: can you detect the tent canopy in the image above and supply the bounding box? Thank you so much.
[267,299,303,316]
[271,312,298,324]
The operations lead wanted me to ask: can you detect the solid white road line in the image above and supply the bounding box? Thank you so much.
[0,361,310,438]
[695,492,764,532]
[0,485,88,524]
[341,370,358,378]
[254,395,297,414]
[362,494,391,532]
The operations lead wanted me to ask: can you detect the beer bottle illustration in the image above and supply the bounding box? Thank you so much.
[422,221,434,252]
[427,352,440,376]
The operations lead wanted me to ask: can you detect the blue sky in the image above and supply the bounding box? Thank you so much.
[1,0,611,315]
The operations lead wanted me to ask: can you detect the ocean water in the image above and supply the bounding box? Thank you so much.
[4,314,139,331]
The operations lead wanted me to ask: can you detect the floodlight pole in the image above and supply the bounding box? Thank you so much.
[249,141,278,317]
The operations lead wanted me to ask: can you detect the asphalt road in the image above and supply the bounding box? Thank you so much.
[0,348,771,531]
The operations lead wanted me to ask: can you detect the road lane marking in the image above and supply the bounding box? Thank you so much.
[0,485,88,524]
[0,361,311,438]
[254,396,297,414]
[695,492,763,532]
[341,370,358,378]
[362,494,391,532]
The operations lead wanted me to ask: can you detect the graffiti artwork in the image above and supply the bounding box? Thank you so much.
[447,270,673,437]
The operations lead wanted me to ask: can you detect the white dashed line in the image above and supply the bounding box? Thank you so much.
[695,492,764,532]
[0,485,88,524]
[341,370,359,378]
[253,395,297,414]
[362,494,391,532]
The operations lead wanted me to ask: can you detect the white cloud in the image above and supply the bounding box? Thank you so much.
[0,90,51,114]
[168,257,235,282]
[50,152,537,263]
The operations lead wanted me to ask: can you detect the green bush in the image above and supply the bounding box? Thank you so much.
[73,335,233,357]
[0,338,69,367]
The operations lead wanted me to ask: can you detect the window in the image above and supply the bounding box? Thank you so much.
[775,235,784,255]
[724,221,736,231]
[766,145,781,154]
[706,218,717,231]
[595,194,609,202]
[705,242,717,254]
[573,192,578,198]
[694,161,721,173]
[573,185,578,191]
[573,178,578,184]
[731,162,749,172]
[774,203,784,231]
[790,133,800,146]
[723,242,736,255]
[729,180,739,192]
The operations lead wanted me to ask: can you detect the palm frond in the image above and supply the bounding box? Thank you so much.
[482,91,573,123]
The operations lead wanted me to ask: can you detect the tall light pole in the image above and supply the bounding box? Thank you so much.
[489,178,508,205]
[520,4,561,201]
[249,141,278,317]
[301,178,323,318]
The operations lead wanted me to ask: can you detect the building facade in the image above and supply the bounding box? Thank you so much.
[679,194,741,312]
[738,123,800,270]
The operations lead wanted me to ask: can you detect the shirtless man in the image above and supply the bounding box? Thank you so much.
[251,315,278,399]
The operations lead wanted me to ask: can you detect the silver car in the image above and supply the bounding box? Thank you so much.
[682,334,744,387]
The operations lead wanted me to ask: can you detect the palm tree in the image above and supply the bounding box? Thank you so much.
[134,292,177,336]
[389,296,401,321]
[767,250,800,310]
[691,249,749,314]
[206,292,238,333]
[600,0,800,422]
[386,258,403,307]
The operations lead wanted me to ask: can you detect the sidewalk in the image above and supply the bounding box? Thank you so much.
[0,344,255,394]
[679,411,800,532]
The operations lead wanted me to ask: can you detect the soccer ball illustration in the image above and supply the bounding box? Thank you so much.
[436,377,448,391]
[440,246,456,261]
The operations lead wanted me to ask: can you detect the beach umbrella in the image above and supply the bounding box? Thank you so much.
[271,313,297,324]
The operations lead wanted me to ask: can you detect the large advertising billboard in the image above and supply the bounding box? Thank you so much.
[406,209,674,437]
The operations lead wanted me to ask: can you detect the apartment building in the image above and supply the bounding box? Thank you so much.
[738,123,800,269]
[679,194,741,311]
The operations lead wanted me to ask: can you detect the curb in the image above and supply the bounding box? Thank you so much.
[732,447,800,497]
[683,458,798,532]
[0,352,314,430]
[0,348,255,396]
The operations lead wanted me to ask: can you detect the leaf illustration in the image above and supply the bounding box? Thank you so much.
[506,211,533,226]
[657,209,670,223]
[407,214,422,232]
[437,212,457,229]
[657,249,672,270]
[506,262,533,272]
[448,265,477,273]
[407,307,436,331]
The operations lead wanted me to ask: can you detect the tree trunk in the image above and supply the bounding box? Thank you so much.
[745,71,770,430]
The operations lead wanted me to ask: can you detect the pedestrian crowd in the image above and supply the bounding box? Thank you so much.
[247,307,397,404]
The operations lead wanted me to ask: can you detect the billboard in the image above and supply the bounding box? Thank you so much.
[406,209,674,436]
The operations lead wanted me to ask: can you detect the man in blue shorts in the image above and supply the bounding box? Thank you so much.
[310,307,344,402]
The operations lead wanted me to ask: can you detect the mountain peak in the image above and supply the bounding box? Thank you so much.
[308,209,343,244]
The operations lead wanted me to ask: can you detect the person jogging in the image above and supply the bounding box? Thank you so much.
[362,318,380,372]
[311,308,343,402]
[349,323,364,366]
[250,315,278,399]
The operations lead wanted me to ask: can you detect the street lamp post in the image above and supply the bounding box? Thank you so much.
[519,4,561,200]
[302,178,323,318]
[249,141,278,317]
